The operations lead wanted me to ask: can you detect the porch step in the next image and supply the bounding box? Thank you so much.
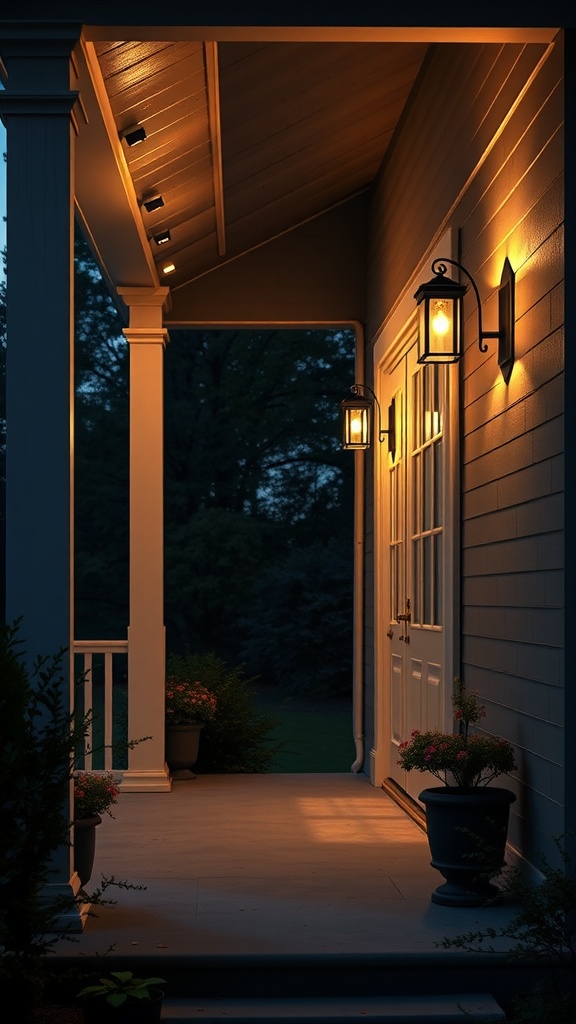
[49,951,555,1014]
[160,993,505,1022]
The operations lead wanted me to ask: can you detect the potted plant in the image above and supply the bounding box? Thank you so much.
[73,772,120,888]
[78,971,165,1023]
[164,676,217,778]
[397,677,517,907]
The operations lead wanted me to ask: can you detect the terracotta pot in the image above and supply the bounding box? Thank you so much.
[165,722,205,779]
[419,786,516,906]
[73,814,102,888]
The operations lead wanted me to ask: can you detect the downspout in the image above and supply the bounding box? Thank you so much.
[351,323,365,772]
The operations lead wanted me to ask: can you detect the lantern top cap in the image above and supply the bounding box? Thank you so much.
[414,261,468,303]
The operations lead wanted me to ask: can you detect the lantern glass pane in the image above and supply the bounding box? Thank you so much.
[428,297,456,357]
[344,404,370,448]
[418,292,462,364]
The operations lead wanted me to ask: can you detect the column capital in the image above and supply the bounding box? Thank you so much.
[0,25,82,92]
[118,288,171,332]
[122,327,169,348]
[118,286,170,309]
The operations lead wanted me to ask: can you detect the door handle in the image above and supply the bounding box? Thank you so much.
[398,599,411,642]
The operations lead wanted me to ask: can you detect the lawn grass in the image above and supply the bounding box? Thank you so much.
[264,705,356,773]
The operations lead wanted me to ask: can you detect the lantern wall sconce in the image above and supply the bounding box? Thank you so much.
[413,256,515,382]
[340,384,396,452]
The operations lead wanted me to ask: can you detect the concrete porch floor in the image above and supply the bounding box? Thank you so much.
[54,772,519,959]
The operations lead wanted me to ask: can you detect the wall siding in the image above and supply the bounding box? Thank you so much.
[366,41,550,343]
[367,35,564,868]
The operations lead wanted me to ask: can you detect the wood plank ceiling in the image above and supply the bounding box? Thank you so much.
[93,38,428,290]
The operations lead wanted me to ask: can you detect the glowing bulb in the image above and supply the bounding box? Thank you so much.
[431,301,450,337]
[350,415,363,441]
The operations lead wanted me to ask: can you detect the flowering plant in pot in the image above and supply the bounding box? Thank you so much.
[165,677,218,724]
[398,677,518,907]
[73,772,121,889]
[74,771,120,820]
[165,677,217,778]
[397,677,516,788]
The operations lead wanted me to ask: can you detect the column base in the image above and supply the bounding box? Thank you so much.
[120,768,172,792]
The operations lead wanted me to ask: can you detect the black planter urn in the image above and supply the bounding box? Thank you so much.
[165,722,205,779]
[419,786,516,907]
[73,813,102,889]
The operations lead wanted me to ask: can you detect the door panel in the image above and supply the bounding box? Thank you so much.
[382,343,452,803]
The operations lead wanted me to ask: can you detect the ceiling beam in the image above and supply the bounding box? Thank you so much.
[205,41,226,258]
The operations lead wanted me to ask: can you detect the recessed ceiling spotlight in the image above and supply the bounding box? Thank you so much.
[120,124,147,146]
[143,194,165,213]
[153,230,171,246]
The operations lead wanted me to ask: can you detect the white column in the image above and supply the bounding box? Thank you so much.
[0,26,84,928]
[119,288,172,792]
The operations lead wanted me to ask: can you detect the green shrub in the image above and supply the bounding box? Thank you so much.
[437,835,576,1022]
[166,650,282,772]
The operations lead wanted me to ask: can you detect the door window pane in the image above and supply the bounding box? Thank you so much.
[410,364,445,627]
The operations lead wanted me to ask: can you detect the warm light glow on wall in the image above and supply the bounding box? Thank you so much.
[162,263,176,275]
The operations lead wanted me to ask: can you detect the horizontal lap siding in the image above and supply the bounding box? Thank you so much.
[458,39,564,864]
[367,42,549,343]
[367,36,564,867]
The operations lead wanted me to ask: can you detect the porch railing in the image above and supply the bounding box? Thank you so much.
[73,639,128,773]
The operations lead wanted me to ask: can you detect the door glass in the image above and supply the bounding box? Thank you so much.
[410,363,445,627]
[388,389,403,621]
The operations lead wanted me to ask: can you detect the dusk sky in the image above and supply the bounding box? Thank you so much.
[1,119,5,260]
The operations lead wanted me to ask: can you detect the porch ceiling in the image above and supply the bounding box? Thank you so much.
[69,22,558,306]
[81,36,429,295]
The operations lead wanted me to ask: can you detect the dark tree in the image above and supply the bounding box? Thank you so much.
[74,232,129,639]
[163,327,355,679]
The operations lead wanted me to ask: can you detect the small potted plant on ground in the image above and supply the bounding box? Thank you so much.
[78,971,165,1023]
[73,771,120,888]
[165,676,217,778]
[398,677,517,907]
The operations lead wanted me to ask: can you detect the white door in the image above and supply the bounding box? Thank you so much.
[379,342,457,804]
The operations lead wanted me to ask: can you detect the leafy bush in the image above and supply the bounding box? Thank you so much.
[78,970,165,1007]
[0,621,146,1019]
[166,650,282,772]
[437,835,576,1022]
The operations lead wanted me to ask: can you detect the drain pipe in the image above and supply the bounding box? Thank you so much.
[351,322,365,773]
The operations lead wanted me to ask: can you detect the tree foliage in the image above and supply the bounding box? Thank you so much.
[163,324,355,676]
[74,236,129,640]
